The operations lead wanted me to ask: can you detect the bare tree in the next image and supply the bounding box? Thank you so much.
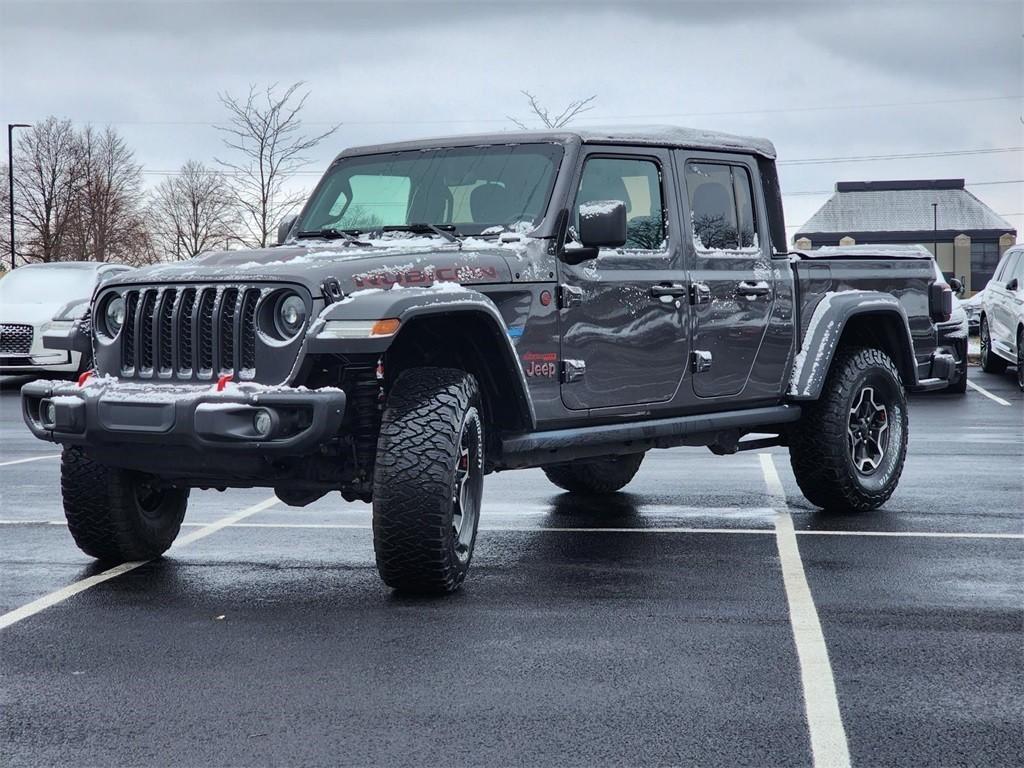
[12,117,82,263]
[215,82,339,248]
[149,161,236,260]
[66,125,147,263]
[0,162,9,267]
[507,91,597,130]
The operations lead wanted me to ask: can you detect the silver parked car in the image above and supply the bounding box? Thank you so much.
[0,262,133,377]
[961,289,984,334]
[979,245,1024,390]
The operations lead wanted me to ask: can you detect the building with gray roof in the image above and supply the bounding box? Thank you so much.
[794,179,1016,292]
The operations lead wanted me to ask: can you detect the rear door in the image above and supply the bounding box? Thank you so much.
[988,250,1018,355]
[675,153,776,399]
[558,148,690,410]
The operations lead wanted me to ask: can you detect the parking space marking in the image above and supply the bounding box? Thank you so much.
[2,519,1022,540]
[967,380,1013,406]
[760,453,852,768]
[0,496,278,631]
[0,453,60,468]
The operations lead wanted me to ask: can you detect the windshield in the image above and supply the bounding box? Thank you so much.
[0,266,98,305]
[299,144,563,237]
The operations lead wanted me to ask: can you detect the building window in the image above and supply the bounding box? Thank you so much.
[970,241,1001,289]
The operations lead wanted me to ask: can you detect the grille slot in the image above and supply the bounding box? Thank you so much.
[219,288,239,373]
[197,289,216,374]
[138,290,158,372]
[0,324,33,355]
[121,291,139,373]
[240,289,259,375]
[177,288,196,373]
[158,289,176,373]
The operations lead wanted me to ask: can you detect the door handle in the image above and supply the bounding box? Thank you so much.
[650,283,687,298]
[736,281,771,297]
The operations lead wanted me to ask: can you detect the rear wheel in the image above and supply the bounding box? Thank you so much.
[372,368,484,594]
[61,447,188,561]
[980,317,1007,374]
[543,453,646,494]
[1017,329,1023,391]
[789,347,908,512]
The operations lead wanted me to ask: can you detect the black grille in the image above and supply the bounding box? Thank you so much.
[0,324,33,355]
[118,285,263,380]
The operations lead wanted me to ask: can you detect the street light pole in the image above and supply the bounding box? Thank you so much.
[7,123,31,272]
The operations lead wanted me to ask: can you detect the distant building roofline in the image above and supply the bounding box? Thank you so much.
[835,179,965,192]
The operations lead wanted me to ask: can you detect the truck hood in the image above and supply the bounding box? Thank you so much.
[110,235,542,293]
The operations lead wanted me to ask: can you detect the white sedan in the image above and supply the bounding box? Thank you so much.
[0,261,133,377]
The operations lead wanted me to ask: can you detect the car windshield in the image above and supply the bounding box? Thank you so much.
[298,144,564,237]
[0,266,98,305]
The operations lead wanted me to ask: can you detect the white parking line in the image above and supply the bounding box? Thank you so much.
[1,519,1022,539]
[0,453,60,468]
[967,379,1013,406]
[759,453,852,768]
[0,496,278,631]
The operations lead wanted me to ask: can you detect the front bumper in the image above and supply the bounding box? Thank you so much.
[22,377,346,454]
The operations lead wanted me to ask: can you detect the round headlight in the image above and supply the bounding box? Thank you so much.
[275,294,306,338]
[104,296,126,337]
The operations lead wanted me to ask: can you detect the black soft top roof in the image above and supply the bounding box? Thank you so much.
[334,125,777,162]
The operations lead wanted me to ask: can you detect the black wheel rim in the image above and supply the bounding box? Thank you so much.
[451,408,483,563]
[847,385,890,475]
[981,320,990,363]
[1018,338,1024,389]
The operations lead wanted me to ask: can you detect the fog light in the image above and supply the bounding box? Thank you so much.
[253,409,273,437]
[42,401,57,427]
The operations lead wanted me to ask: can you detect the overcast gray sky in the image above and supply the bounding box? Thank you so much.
[1,0,1021,236]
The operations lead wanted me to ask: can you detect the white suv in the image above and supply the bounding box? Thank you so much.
[980,245,1024,390]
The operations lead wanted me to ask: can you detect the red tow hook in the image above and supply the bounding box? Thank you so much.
[77,370,94,387]
[216,373,234,392]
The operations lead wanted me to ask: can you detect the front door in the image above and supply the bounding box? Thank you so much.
[677,154,776,399]
[559,150,690,410]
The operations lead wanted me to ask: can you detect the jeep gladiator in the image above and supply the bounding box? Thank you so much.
[24,127,955,593]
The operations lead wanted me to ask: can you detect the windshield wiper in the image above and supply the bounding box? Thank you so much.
[383,223,461,248]
[296,227,372,246]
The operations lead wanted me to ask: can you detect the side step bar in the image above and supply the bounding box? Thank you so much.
[497,405,801,469]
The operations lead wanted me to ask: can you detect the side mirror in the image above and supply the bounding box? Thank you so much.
[1008,278,1020,291]
[277,214,298,246]
[578,200,627,249]
[949,277,964,296]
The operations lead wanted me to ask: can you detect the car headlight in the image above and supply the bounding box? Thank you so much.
[102,295,126,338]
[274,293,307,339]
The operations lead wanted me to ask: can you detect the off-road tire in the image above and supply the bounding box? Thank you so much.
[372,368,484,594]
[948,344,968,394]
[789,347,908,512]
[61,447,188,561]
[542,453,646,494]
[980,316,1007,374]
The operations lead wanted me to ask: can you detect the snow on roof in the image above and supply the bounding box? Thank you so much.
[796,181,1014,235]
[337,125,776,161]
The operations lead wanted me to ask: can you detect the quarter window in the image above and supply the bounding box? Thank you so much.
[685,162,757,250]
[574,157,665,250]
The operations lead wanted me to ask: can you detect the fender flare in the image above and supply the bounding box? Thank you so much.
[787,291,918,400]
[306,286,536,429]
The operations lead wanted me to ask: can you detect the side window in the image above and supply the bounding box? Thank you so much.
[574,157,665,250]
[686,162,758,250]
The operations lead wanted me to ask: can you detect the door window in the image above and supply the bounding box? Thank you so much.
[574,157,665,250]
[685,162,757,250]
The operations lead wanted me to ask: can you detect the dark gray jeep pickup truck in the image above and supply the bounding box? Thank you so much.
[24,127,955,593]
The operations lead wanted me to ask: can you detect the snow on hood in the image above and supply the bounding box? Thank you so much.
[107,233,537,292]
[0,300,69,326]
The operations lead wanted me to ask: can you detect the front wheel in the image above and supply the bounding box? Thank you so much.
[372,368,484,594]
[980,317,1007,374]
[61,447,188,561]
[1017,329,1023,391]
[788,347,908,512]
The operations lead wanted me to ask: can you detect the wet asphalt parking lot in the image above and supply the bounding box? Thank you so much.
[0,369,1021,767]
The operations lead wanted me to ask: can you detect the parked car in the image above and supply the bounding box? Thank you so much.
[930,257,969,394]
[961,289,984,334]
[0,262,134,377]
[979,244,1024,390]
[23,127,956,593]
